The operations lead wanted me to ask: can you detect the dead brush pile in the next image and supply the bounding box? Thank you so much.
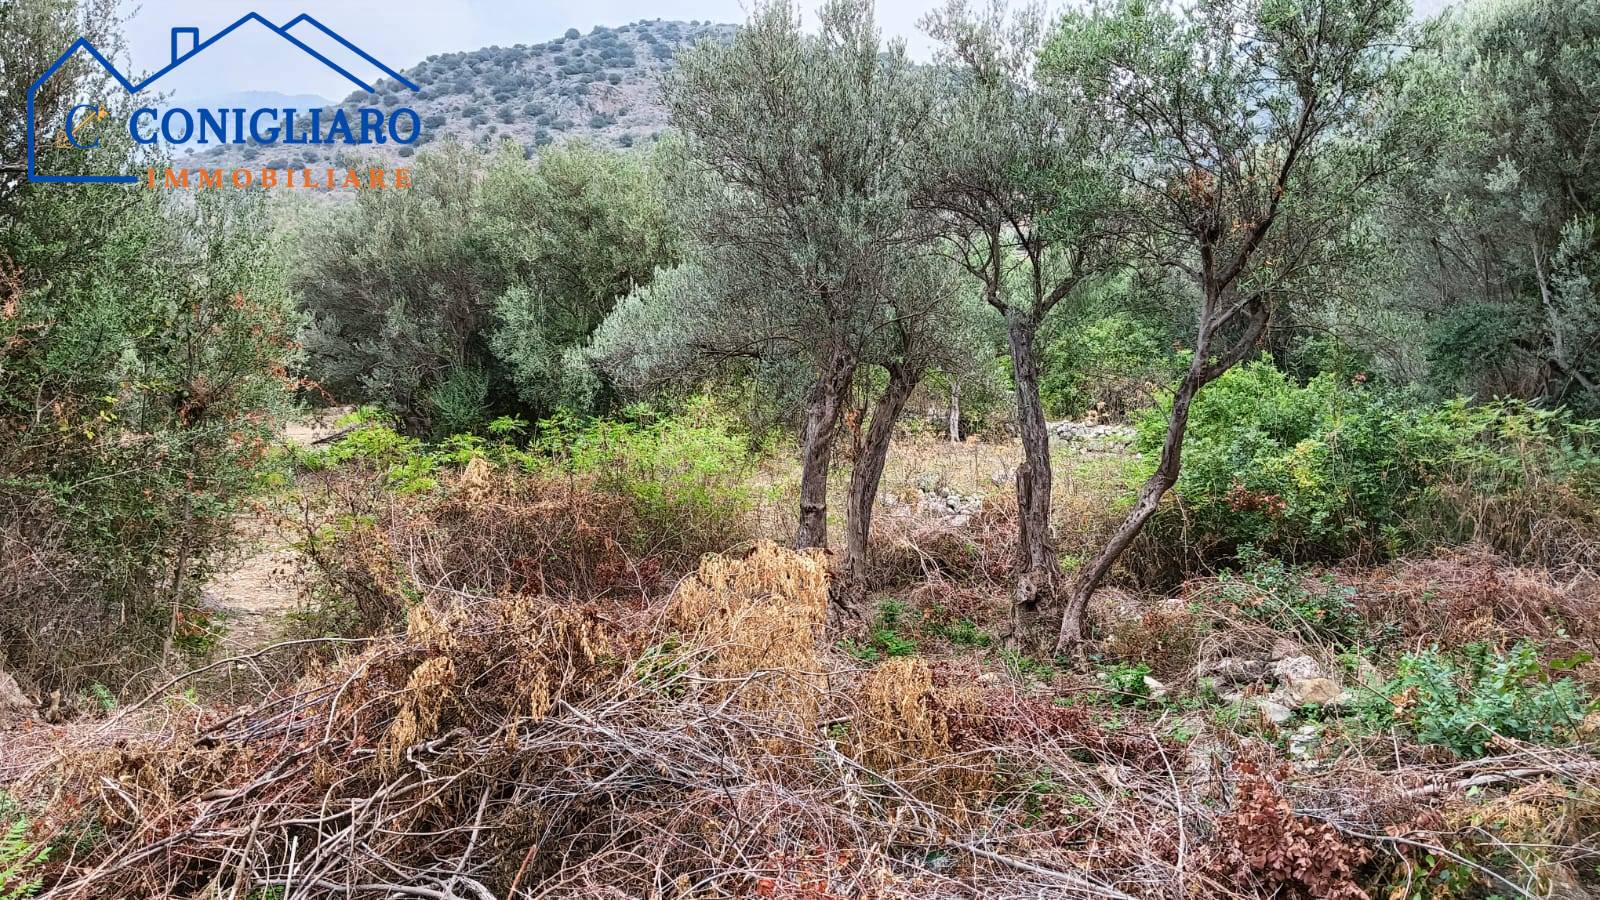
[5,542,1173,899]
[1350,546,1600,669]
[14,537,1600,898]
[289,459,747,638]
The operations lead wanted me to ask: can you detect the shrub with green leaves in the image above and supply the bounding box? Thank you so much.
[1040,310,1180,420]
[1363,641,1591,758]
[840,599,920,662]
[0,816,48,900]
[1138,359,1600,564]
[1215,549,1363,646]
[1098,660,1154,704]
[2,176,299,687]
[531,397,758,548]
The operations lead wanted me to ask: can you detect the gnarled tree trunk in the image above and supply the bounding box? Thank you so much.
[795,349,858,550]
[1055,364,1202,658]
[839,361,921,621]
[1055,297,1270,659]
[1003,308,1058,644]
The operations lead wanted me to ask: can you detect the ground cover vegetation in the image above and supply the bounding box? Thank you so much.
[3,0,1600,895]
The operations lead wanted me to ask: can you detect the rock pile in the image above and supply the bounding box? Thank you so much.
[883,473,983,526]
[1196,640,1353,727]
[1049,421,1135,452]
[915,474,972,522]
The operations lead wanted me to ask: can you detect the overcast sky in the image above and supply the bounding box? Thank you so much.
[115,0,1453,101]
[116,0,940,100]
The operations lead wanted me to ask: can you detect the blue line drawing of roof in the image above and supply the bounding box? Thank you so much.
[26,12,419,185]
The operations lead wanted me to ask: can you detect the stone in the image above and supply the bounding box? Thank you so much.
[1047,421,1136,449]
[1269,638,1306,661]
[1142,675,1168,700]
[1288,724,1321,757]
[1283,677,1344,706]
[1351,658,1384,691]
[0,667,35,719]
[1256,697,1294,725]
[1272,654,1326,683]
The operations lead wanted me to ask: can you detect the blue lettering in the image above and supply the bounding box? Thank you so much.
[325,109,354,144]
[358,108,385,144]
[197,108,227,144]
[65,104,101,149]
[129,108,159,144]
[390,108,421,144]
[282,109,308,144]
[249,108,281,144]
[161,108,194,143]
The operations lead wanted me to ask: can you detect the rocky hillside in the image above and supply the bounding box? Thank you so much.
[199,20,732,169]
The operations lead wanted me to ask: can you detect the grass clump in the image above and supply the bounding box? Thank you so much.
[841,599,919,662]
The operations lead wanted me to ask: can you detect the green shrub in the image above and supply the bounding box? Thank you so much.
[1138,359,1600,564]
[0,815,48,900]
[1362,641,1591,757]
[2,180,299,689]
[302,396,761,558]
[424,366,491,439]
[841,599,920,662]
[1098,660,1154,704]
[531,397,758,550]
[1040,311,1180,419]
[1215,549,1363,646]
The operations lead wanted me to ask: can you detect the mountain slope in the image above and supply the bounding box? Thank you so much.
[197,20,730,170]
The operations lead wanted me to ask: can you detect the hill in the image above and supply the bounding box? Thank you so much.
[197,20,732,169]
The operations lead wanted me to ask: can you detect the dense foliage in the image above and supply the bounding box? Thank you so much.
[296,140,676,435]
[1141,361,1600,563]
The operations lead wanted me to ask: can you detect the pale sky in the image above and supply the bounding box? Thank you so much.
[115,0,943,100]
[114,0,1454,102]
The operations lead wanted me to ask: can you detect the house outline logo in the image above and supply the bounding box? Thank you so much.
[27,12,421,184]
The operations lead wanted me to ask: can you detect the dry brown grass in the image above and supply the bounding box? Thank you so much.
[1349,546,1600,674]
[667,540,830,734]
[849,657,991,817]
[10,439,1600,900]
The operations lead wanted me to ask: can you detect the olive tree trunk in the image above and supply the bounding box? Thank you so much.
[1055,298,1270,658]
[948,378,962,444]
[795,350,858,550]
[839,361,921,619]
[1003,308,1058,644]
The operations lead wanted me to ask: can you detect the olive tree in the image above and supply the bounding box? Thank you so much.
[919,0,1129,638]
[296,140,675,434]
[1385,0,1600,406]
[838,257,976,609]
[1042,0,1408,656]
[662,0,934,552]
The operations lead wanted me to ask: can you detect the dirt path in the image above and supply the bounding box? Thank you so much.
[202,409,349,654]
[204,517,304,653]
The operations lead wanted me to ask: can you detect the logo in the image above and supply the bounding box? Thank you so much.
[27,12,421,186]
